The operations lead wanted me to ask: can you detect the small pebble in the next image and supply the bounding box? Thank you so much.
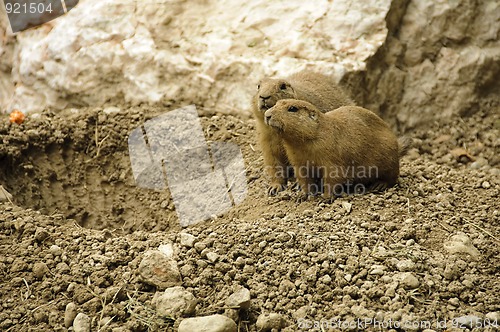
[32,262,48,279]
[396,259,416,272]
[448,297,459,306]
[34,228,49,242]
[206,252,219,263]
[303,209,314,217]
[226,287,251,310]
[73,312,91,332]
[178,314,236,332]
[485,312,499,324]
[470,158,488,169]
[64,302,78,328]
[322,213,333,221]
[152,286,197,318]
[399,272,420,289]
[256,313,285,332]
[180,233,197,248]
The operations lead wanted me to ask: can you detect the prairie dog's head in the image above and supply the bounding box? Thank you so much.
[255,78,297,113]
[264,99,321,140]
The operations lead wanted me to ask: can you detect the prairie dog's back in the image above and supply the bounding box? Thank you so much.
[287,71,355,112]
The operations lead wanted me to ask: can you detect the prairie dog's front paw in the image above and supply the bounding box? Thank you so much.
[268,183,286,196]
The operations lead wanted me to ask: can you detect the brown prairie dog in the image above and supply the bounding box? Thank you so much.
[264,99,401,198]
[252,70,355,195]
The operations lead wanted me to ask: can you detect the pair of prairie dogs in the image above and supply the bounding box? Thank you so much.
[252,70,410,198]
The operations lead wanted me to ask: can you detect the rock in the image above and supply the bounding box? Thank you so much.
[303,209,314,217]
[103,106,120,114]
[64,302,78,328]
[103,286,127,303]
[443,262,460,280]
[3,0,391,114]
[256,313,286,331]
[351,305,370,318]
[292,306,310,320]
[396,259,416,272]
[49,245,63,256]
[99,316,113,328]
[56,262,71,274]
[481,181,491,189]
[34,228,49,242]
[350,1,500,128]
[485,312,499,324]
[10,258,28,272]
[453,315,482,329]
[322,212,333,221]
[398,272,420,289]
[206,252,220,264]
[33,310,48,323]
[158,243,176,258]
[194,242,207,253]
[178,314,237,332]
[73,312,91,332]
[152,286,197,318]
[225,287,251,310]
[470,157,489,169]
[223,308,239,323]
[180,233,197,248]
[342,202,352,214]
[443,232,481,259]
[0,185,12,202]
[138,250,182,289]
[370,265,387,276]
[385,282,398,298]
[32,262,48,279]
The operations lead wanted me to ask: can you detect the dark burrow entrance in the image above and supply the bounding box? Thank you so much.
[0,107,180,233]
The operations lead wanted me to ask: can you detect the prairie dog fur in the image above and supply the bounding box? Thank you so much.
[264,99,401,198]
[252,70,355,195]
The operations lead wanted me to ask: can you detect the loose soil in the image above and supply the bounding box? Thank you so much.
[0,103,498,331]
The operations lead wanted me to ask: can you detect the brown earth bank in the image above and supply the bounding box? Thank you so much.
[0,102,498,331]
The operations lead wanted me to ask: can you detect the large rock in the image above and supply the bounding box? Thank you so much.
[1,0,391,114]
[345,0,500,129]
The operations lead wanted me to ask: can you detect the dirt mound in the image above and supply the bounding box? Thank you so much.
[0,104,498,331]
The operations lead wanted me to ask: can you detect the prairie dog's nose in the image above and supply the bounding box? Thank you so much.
[260,95,270,100]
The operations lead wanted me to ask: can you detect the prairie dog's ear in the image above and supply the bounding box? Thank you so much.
[278,80,292,91]
[308,110,318,120]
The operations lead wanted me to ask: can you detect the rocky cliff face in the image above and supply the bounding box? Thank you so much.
[345,0,500,129]
[1,0,499,129]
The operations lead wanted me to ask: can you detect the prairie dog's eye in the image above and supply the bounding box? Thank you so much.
[288,106,298,112]
[280,83,287,90]
[257,84,260,90]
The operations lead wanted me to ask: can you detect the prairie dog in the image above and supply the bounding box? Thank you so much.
[264,99,401,198]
